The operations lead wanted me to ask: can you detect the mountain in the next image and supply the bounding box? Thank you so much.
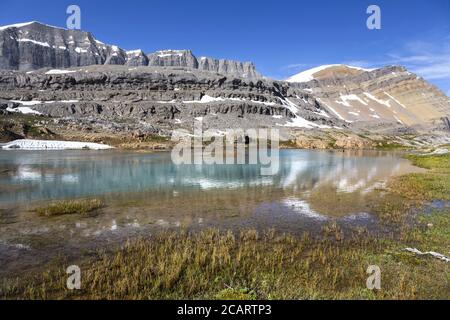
[0,21,449,147]
[286,64,374,83]
[0,64,340,134]
[286,65,450,126]
[0,21,261,78]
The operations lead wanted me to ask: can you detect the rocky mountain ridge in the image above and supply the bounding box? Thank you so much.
[287,65,450,127]
[0,65,335,133]
[0,21,260,78]
[0,21,449,146]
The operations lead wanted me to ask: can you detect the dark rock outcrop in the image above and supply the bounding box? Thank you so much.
[442,117,450,130]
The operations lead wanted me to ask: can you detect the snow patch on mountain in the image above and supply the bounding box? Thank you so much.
[0,21,67,31]
[363,92,391,108]
[45,69,77,75]
[182,95,277,106]
[6,106,41,115]
[281,99,330,128]
[384,92,408,109]
[338,94,368,107]
[17,38,51,47]
[126,50,143,56]
[317,98,347,122]
[10,100,42,105]
[0,21,37,31]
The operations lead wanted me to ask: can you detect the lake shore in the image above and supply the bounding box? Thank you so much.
[2,113,450,152]
[1,149,449,299]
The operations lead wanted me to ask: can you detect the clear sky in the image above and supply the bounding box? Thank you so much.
[1,0,449,95]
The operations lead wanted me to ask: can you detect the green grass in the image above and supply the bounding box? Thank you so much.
[404,209,450,254]
[35,199,104,217]
[386,152,450,202]
[389,173,450,201]
[406,153,450,173]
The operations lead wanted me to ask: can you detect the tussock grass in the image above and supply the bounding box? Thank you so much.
[35,199,103,217]
[1,224,448,300]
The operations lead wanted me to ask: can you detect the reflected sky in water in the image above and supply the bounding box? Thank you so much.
[0,149,423,276]
[0,149,417,205]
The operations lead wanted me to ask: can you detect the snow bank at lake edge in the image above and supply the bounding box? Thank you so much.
[1,139,113,150]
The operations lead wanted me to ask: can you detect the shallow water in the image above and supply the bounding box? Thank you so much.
[0,149,417,204]
[0,149,422,276]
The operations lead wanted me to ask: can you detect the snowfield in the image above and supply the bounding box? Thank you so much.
[45,69,77,75]
[1,139,113,150]
[6,106,42,115]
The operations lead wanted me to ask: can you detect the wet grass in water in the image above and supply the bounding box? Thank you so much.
[35,199,104,217]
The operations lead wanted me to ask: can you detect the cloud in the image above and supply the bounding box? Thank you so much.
[384,40,450,81]
[280,63,309,71]
[413,63,450,80]
[278,36,450,92]
[342,60,372,68]
[342,60,380,69]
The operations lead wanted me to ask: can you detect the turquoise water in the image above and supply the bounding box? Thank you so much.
[0,149,417,205]
[0,149,422,276]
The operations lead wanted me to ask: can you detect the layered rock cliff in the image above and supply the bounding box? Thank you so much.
[0,22,261,78]
[287,65,450,126]
[0,21,449,140]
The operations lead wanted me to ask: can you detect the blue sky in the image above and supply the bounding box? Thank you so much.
[1,0,449,95]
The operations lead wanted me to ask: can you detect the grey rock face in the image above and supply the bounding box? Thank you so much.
[147,50,198,69]
[125,50,149,66]
[287,65,450,126]
[145,50,261,78]
[0,22,114,70]
[0,21,262,78]
[0,65,339,131]
[198,57,260,79]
